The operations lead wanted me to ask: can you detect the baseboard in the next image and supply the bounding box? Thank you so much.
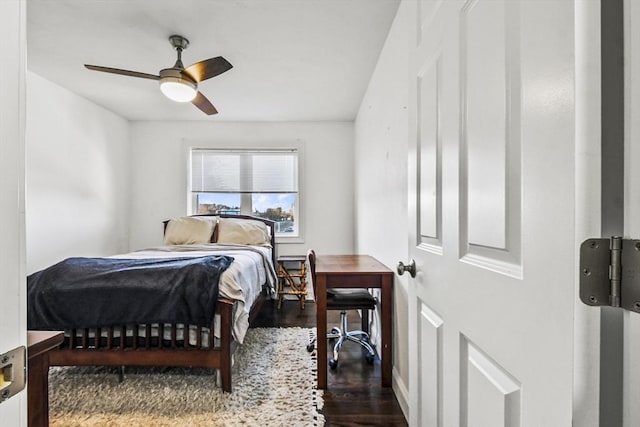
[393,366,409,422]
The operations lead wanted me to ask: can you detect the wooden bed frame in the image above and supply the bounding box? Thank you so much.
[48,214,276,393]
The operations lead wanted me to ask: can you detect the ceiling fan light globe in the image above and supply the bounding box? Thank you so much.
[160,79,197,102]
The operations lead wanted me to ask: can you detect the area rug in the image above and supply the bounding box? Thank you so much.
[48,327,325,426]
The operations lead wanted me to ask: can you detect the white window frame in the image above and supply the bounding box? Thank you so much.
[184,139,305,244]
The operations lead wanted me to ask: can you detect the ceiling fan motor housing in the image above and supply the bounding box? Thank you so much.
[159,68,197,102]
[159,68,196,85]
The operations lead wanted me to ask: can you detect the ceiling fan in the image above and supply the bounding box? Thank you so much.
[85,35,232,115]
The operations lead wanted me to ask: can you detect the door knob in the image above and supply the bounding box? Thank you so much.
[397,259,416,278]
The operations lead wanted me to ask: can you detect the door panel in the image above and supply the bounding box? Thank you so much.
[462,0,509,251]
[462,338,521,427]
[407,1,590,426]
[417,56,442,245]
[459,0,522,275]
[417,303,443,427]
[418,53,443,248]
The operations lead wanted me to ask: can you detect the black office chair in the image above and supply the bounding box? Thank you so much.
[306,249,377,369]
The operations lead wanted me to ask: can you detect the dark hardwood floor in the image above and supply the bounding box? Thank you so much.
[253,298,408,426]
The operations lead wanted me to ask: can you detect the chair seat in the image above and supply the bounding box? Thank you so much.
[327,288,376,310]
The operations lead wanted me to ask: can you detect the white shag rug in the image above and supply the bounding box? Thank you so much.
[49,327,324,426]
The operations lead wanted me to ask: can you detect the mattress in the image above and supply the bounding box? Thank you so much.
[111,243,277,344]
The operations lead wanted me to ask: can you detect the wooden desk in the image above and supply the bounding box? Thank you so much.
[315,254,393,389]
[28,331,64,427]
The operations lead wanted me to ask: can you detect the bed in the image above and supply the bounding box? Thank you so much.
[27,214,277,392]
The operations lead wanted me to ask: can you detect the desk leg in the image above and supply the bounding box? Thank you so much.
[316,275,328,389]
[381,274,393,387]
[28,352,49,427]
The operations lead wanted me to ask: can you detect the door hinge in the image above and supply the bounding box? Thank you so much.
[580,236,640,312]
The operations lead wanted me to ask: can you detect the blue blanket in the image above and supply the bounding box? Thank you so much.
[27,255,234,329]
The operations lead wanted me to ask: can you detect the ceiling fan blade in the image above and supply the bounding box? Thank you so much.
[191,91,218,115]
[183,56,233,83]
[85,64,160,80]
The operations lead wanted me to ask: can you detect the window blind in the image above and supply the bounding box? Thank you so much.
[191,149,298,193]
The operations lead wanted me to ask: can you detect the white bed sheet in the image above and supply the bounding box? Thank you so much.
[111,243,277,344]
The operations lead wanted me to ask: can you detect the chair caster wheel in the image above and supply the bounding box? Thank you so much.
[330,327,340,335]
[329,359,338,370]
[365,354,375,365]
[306,343,315,352]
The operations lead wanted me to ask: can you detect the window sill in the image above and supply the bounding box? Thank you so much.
[276,236,305,244]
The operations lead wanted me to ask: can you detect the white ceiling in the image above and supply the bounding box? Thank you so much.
[27,0,400,122]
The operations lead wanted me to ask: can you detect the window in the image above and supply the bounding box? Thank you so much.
[190,148,299,237]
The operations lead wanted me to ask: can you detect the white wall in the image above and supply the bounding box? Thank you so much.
[129,121,354,256]
[25,71,131,274]
[354,1,409,417]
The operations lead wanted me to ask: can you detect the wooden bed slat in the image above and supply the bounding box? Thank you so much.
[146,324,151,349]
[183,325,188,349]
[132,326,138,350]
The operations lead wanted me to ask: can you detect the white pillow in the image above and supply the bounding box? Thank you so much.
[216,217,271,247]
[163,216,216,245]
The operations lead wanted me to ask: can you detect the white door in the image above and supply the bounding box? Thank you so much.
[406,1,602,426]
[0,0,27,425]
